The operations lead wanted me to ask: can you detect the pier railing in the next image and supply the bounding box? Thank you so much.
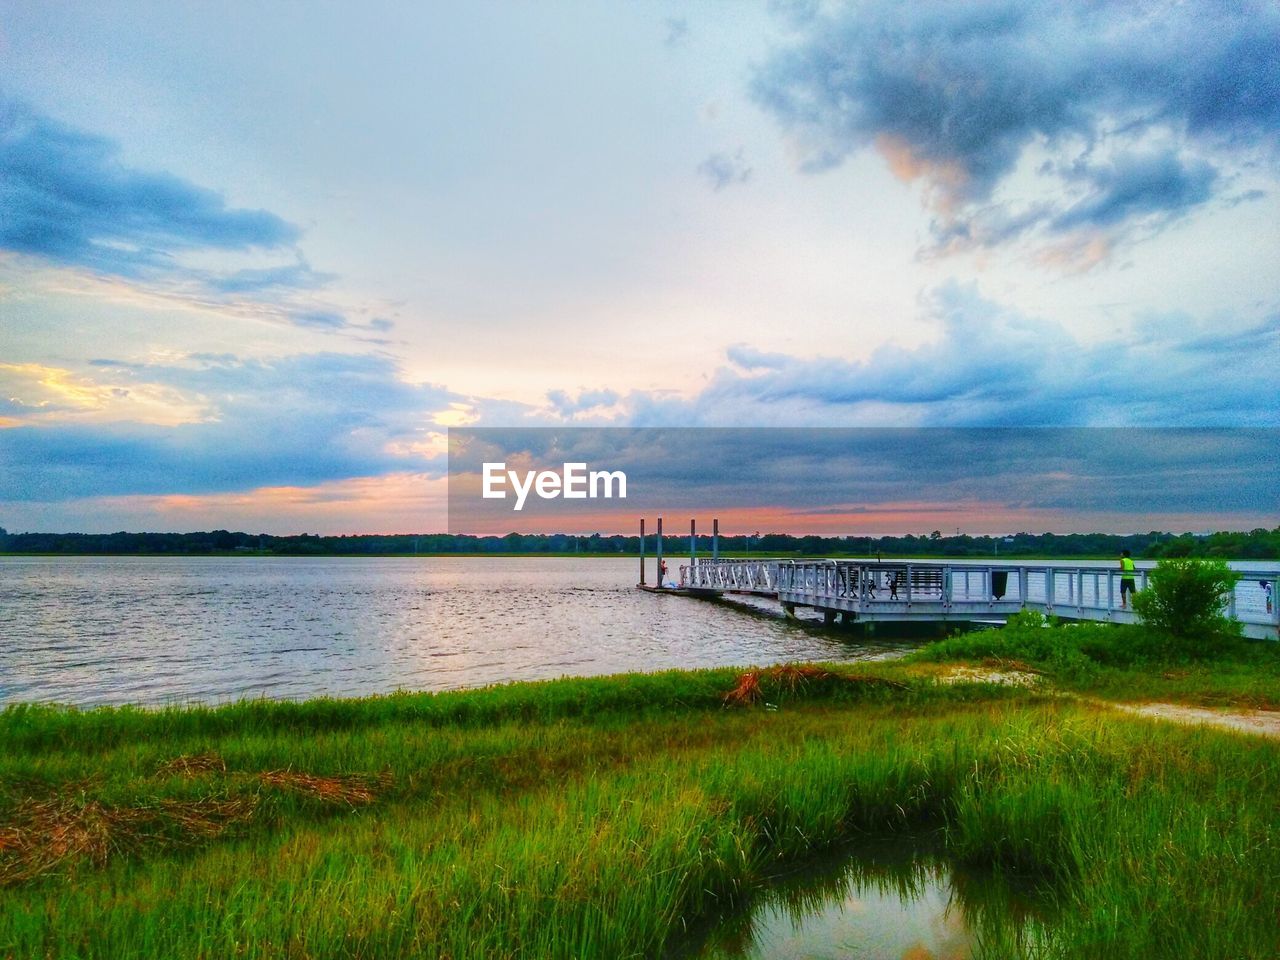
[676,558,1280,640]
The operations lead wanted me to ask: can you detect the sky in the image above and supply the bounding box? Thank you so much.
[1,1,1278,535]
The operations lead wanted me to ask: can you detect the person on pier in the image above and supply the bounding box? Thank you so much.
[1119,550,1137,608]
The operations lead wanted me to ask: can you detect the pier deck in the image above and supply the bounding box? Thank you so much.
[646,559,1280,640]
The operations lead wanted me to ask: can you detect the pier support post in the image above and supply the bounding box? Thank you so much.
[823,609,837,626]
[690,519,696,584]
[639,519,646,586]
[782,602,797,619]
[656,517,664,588]
[712,518,719,561]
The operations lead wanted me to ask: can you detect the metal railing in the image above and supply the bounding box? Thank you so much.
[677,558,1280,639]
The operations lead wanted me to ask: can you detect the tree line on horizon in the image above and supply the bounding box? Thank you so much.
[1,526,1277,559]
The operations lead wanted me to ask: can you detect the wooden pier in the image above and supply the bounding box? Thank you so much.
[636,525,1280,640]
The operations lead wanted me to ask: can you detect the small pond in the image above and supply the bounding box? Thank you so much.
[674,838,1055,960]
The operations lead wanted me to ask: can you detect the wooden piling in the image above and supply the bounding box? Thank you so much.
[656,517,664,588]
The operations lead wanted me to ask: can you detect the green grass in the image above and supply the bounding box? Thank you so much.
[2,666,1278,959]
[915,612,1280,708]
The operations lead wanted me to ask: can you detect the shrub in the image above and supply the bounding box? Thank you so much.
[1132,558,1241,642]
[917,612,1103,681]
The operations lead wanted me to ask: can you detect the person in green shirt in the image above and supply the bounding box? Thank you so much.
[1119,550,1137,609]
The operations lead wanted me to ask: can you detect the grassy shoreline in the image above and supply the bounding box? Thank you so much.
[912,614,1280,708]
[3,653,1279,959]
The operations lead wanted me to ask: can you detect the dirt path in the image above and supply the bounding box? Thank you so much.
[939,666,1280,740]
[1104,701,1280,739]
[937,665,1043,687]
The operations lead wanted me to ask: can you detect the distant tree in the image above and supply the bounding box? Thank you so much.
[798,535,826,555]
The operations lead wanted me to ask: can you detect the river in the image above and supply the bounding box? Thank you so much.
[0,556,912,707]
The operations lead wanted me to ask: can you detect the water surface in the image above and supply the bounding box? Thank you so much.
[678,840,1053,960]
[0,556,913,707]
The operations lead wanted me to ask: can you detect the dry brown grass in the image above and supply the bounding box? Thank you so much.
[0,795,258,886]
[980,657,1047,675]
[155,752,391,804]
[257,770,390,807]
[156,752,227,777]
[722,664,907,706]
[0,756,393,886]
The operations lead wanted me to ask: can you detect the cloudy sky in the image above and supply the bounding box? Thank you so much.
[1,1,1277,534]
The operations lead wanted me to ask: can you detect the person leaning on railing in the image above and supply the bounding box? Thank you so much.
[1119,550,1137,609]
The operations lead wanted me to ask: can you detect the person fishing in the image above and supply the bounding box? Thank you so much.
[1119,550,1137,608]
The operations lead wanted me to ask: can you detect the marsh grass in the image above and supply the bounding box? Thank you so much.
[2,667,1278,958]
[916,613,1280,706]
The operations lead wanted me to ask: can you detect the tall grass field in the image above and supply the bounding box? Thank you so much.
[2,663,1278,958]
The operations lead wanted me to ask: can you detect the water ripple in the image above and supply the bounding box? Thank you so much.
[2,556,906,707]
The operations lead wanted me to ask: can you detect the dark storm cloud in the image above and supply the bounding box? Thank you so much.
[751,0,1280,257]
[0,99,299,278]
[1051,151,1219,232]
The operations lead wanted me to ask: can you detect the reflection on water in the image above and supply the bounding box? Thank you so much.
[677,838,1054,960]
[0,557,920,707]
